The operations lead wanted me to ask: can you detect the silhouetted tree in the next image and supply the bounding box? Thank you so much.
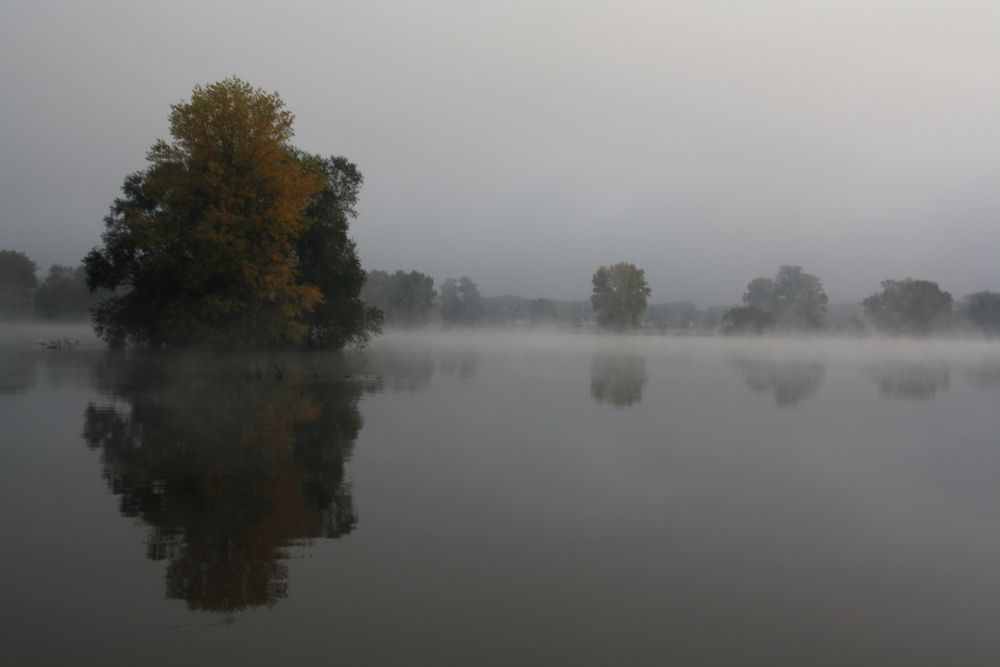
[862,278,952,335]
[295,154,382,348]
[590,262,651,331]
[0,250,38,318]
[84,78,377,349]
[440,276,483,325]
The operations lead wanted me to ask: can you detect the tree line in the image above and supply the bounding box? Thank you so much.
[6,77,1000,344]
[0,250,105,320]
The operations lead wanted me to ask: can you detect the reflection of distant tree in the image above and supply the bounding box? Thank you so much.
[82,354,378,615]
[870,362,950,400]
[590,353,648,407]
[730,358,825,406]
[437,351,480,380]
[969,364,1000,390]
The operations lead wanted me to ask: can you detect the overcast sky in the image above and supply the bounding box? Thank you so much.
[2,0,999,304]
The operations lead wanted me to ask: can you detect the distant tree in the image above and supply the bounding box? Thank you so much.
[742,277,775,311]
[590,262,651,331]
[960,292,1000,335]
[361,270,436,326]
[862,278,952,335]
[528,297,558,325]
[721,306,775,335]
[741,265,827,329]
[0,250,38,318]
[34,264,103,320]
[440,276,483,325]
[84,77,377,349]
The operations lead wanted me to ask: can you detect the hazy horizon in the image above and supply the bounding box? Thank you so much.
[3,1,999,304]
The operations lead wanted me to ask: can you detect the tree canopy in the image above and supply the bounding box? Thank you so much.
[590,262,651,331]
[0,250,38,318]
[440,276,483,325]
[741,265,828,329]
[862,278,952,335]
[84,78,379,348]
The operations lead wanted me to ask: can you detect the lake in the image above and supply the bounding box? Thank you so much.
[3,325,1000,665]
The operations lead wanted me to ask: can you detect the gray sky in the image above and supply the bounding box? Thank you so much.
[2,0,999,304]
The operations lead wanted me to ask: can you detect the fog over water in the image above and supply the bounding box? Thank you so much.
[4,2,1000,663]
[3,1,1000,303]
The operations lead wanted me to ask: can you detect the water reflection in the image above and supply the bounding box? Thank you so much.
[437,351,481,380]
[0,350,39,395]
[870,361,951,400]
[590,353,648,407]
[730,358,826,406]
[969,364,1000,390]
[82,354,379,615]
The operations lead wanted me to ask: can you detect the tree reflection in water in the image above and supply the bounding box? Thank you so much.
[590,352,648,407]
[730,358,826,407]
[870,361,950,400]
[82,354,380,615]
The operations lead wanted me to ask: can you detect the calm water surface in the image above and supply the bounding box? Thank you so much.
[4,326,1000,665]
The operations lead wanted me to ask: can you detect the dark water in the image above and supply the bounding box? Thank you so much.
[4,326,1000,665]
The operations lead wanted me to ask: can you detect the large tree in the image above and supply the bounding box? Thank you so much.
[862,278,952,335]
[295,154,382,348]
[84,78,378,348]
[0,250,38,318]
[590,262,651,331]
[741,265,828,329]
[440,276,483,325]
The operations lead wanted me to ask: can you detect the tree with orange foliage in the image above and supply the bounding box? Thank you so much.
[85,78,380,348]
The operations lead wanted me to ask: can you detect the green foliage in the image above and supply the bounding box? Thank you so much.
[960,292,1000,335]
[862,278,952,335]
[361,269,436,327]
[440,276,483,325]
[741,265,828,329]
[721,306,775,335]
[84,78,375,349]
[590,262,651,331]
[296,154,382,348]
[0,250,38,318]
[34,264,103,320]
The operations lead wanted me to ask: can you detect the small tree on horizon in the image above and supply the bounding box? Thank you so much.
[590,262,651,331]
[862,278,952,335]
